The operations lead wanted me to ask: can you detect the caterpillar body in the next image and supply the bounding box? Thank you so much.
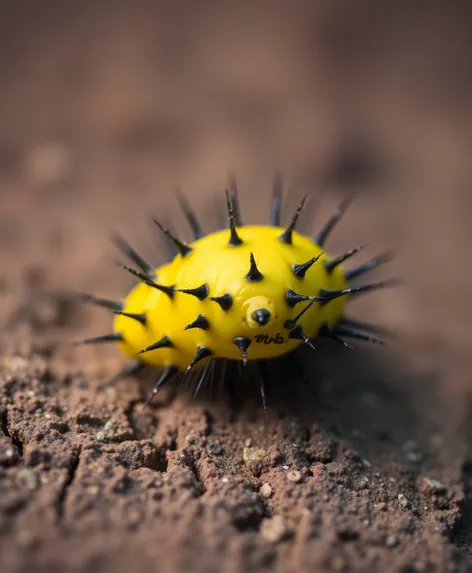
[77,181,394,405]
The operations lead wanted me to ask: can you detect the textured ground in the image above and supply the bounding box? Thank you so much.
[1,2,472,572]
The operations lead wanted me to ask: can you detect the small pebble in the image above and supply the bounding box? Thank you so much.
[0,437,20,467]
[260,483,272,498]
[207,443,222,455]
[398,493,410,509]
[243,447,265,463]
[260,515,290,543]
[420,477,446,495]
[286,470,302,483]
[103,420,117,432]
[386,535,399,548]
[357,477,370,490]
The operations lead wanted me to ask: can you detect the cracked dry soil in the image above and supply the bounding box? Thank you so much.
[0,207,472,573]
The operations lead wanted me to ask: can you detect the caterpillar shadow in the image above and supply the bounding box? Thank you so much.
[139,337,442,469]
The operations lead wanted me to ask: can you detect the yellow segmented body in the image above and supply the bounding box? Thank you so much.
[114,226,349,370]
[77,182,394,404]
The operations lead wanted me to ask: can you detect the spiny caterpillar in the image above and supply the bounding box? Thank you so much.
[76,179,395,406]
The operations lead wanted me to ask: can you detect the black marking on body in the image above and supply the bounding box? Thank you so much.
[254,333,288,345]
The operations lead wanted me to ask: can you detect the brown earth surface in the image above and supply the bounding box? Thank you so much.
[1,2,472,572]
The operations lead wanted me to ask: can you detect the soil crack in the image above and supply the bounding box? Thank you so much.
[1,408,24,457]
[56,451,80,521]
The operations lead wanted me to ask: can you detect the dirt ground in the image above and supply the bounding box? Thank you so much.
[1,2,472,572]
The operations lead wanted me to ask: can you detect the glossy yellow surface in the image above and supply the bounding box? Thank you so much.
[114,226,349,370]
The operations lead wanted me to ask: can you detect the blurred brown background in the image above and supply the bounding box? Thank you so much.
[1,2,472,571]
[1,0,472,340]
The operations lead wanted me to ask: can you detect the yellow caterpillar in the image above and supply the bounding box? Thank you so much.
[77,179,394,406]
